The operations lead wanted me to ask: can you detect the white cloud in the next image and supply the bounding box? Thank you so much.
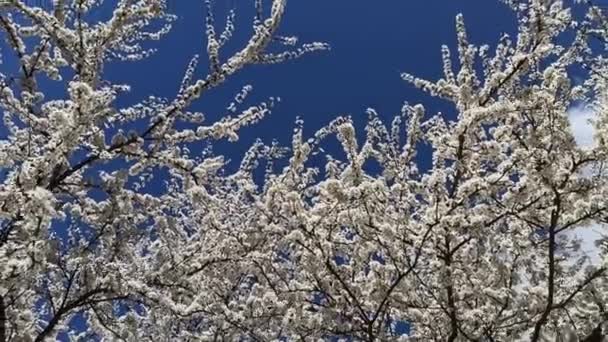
[567,105,596,149]
[563,223,603,265]
[565,106,604,267]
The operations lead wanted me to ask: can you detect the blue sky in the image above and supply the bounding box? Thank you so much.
[100,0,517,162]
[0,0,521,172]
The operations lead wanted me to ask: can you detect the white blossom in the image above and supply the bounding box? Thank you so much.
[2,0,608,341]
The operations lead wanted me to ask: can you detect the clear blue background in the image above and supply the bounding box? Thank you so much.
[103,0,516,165]
[1,1,519,169]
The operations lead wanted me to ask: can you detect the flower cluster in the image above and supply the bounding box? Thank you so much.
[1,0,608,341]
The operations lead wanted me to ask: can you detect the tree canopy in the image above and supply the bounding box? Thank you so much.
[2,0,608,340]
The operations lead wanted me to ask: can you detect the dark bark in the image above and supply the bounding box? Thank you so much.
[581,324,603,342]
[0,294,6,342]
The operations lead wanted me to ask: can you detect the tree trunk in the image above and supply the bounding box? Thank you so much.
[0,294,6,342]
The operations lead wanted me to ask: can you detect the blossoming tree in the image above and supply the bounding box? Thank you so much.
[1,0,608,341]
